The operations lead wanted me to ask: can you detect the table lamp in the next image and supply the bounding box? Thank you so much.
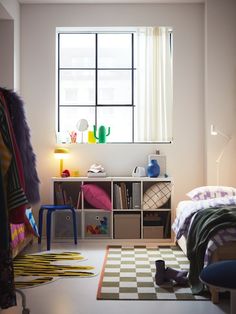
[210,125,232,185]
[54,147,69,176]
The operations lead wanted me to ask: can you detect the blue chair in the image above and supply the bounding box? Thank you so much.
[200,260,236,314]
[38,205,77,250]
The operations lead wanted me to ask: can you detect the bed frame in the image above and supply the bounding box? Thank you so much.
[177,237,236,303]
[210,241,236,303]
[12,234,34,259]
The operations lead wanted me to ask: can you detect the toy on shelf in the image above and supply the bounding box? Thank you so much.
[76,119,89,143]
[69,131,77,143]
[93,125,110,143]
[86,216,108,235]
[87,164,106,177]
[62,169,70,177]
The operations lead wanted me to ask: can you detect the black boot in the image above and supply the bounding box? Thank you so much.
[155,260,166,285]
[165,267,188,285]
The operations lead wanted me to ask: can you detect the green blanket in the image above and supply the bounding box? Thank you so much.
[186,205,236,294]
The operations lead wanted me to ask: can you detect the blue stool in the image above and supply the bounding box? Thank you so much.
[38,205,77,250]
[200,260,236,314]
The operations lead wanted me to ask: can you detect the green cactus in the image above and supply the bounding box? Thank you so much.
[93,125,110,143]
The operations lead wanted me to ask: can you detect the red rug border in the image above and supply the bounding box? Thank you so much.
[97,245,111,299]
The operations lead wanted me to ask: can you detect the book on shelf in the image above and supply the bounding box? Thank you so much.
[113,183,121,209]
[62,189,69,205]
[120,182,128,209]
[55,183,78,207]
[76,191,81,209]
[132,182,141,209]
[55,183,64,205]
[114,183,137,210]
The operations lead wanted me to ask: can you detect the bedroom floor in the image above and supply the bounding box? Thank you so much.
[1,241,230,314]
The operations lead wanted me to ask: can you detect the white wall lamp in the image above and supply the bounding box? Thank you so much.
[210,124,232,185]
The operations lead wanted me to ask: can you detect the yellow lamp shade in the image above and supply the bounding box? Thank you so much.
[54,147,69,156]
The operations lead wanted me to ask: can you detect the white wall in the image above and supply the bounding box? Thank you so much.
[20,3,204,210]
[205,0,236,186]
[0,0,20,90]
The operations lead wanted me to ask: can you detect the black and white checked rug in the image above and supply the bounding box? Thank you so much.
[97,245,209,300]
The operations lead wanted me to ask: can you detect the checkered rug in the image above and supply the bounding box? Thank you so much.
[97,245,209,300]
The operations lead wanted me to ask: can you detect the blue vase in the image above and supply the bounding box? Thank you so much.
[147,159,160,178]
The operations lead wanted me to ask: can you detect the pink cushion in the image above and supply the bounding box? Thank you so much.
[81,184,111,210]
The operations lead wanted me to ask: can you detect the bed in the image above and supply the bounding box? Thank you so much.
[11,208,38,258]
[172,186,236,303]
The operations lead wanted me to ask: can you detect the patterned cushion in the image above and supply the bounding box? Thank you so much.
[186,186,236,201]
[143,182,172,210]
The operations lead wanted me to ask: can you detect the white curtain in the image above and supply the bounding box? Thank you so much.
[134,27,173,142]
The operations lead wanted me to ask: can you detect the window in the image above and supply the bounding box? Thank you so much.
[57,27,173,143]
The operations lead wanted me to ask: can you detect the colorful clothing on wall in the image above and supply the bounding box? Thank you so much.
[0,88,40,206]
[0,89,40,309]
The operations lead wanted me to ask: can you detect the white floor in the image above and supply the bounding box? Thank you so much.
[1,241,230,314]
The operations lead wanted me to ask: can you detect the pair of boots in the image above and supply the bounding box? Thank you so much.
[155,260,188,286]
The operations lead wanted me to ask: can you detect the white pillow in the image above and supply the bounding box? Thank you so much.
[142,182,172,210]
[186,186,236,201]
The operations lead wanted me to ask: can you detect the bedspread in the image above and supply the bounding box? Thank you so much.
[172,196,236,266]
[172,196,236,240]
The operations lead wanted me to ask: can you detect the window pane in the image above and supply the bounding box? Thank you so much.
[97,107,132,142]
[60,33,95,68]
[97,70,132,105]
[97,34,132,68]
[59,107,95,142]
[60,70,95,106]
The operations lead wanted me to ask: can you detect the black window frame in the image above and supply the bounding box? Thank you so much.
[57,31,136,143]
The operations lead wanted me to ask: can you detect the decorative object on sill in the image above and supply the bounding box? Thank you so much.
[210,124,232,185]
[62,169,70,177]
[88,130,96,144]
[93,125,110,143]
[69,131,77,143]
[148,154,166,177]
[132,166,146,177]
[14,251,96,289]
[87,163,106,177]
[54,147,69,177]
[72,170,79,177]
[147,159,160,178]
[76,119,89,143]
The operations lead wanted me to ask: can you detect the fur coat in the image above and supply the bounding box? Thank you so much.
[0,87,40,205]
